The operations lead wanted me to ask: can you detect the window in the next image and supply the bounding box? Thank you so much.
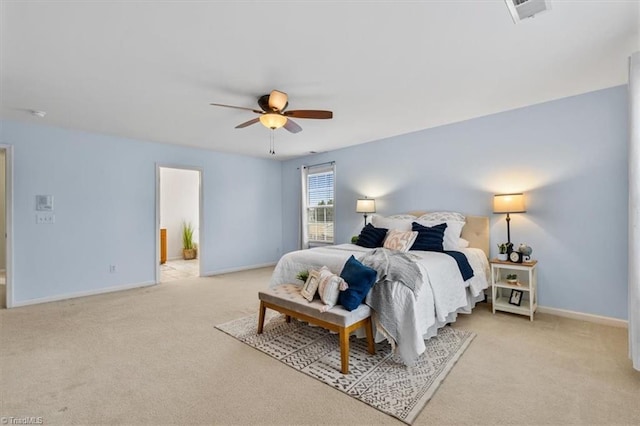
[303,163,335,245]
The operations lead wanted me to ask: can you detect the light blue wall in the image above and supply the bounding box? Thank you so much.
[282,86,629,320]
[1,86,629,319]
[1,120,283,304]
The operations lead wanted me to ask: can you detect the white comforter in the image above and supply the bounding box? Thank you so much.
[269,244,490,365]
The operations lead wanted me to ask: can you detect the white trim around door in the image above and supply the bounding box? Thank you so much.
[1,145,14,308]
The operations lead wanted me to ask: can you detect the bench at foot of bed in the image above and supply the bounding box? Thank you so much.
[258,283,375,374]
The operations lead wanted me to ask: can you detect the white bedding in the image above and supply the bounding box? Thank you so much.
[269,243,490,365]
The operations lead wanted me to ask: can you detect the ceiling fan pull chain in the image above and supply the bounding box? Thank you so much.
[269,129,276,155]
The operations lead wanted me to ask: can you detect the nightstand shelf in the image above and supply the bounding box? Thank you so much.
[490,259,538,321]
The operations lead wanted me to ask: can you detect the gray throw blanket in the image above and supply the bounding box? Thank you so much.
[359,248,421,294]
[359,248,422,358]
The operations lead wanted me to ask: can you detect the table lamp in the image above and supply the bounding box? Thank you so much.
[356,198,376,227]
[493,193,526,251]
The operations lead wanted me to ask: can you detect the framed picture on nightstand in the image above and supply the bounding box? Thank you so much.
[509,289,523,306]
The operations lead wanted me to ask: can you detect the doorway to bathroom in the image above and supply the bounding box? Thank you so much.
[156,166,202,282]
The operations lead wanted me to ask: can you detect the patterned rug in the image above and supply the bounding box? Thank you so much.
[215,313,475,424]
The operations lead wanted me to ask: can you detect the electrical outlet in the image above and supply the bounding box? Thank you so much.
[109,265,116,273]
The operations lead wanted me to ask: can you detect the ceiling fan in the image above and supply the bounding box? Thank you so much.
[210,90,333,134]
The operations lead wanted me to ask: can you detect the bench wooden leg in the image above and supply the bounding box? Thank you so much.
[285,315,291,323]
[365,317,376,355]
[257,301,266,334]
[339,328,350,374]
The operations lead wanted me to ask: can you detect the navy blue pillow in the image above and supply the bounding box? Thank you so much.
[410,222,447,251]
[355,223,388,248]
[338,255,377,311]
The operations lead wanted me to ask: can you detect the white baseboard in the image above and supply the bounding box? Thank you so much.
[484,290,628,328]
[9,280,157,308]
[204,262,277,276]
[536,306,628,328]
[9,262,276,308]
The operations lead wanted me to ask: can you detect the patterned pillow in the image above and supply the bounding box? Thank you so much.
[317,266,348,312]
[383,229,418,252]
[410,222,447,251]
[338,256,378,311]
[387,214,418,220]
[418,211,466,222]
[355,223,388,248]
[371,215,413,232]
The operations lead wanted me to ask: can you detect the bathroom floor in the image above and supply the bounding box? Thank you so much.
[160,259,199,282]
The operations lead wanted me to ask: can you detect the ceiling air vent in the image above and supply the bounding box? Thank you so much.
[505,0,551,23]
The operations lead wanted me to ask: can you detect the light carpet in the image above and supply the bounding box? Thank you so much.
[216,313,475,425]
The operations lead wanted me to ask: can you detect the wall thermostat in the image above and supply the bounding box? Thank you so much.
[36,195,54,211]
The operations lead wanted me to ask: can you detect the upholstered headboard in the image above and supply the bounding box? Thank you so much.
[406,211,490,258]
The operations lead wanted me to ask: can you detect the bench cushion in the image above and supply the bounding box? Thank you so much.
[259,284,371,327]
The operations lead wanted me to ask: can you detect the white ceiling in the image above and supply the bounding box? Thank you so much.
[1,1,638,160]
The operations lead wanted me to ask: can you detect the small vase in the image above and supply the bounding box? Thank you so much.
[497,253,508,261]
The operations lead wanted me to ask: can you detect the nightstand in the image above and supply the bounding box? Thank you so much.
[490,259,538,321]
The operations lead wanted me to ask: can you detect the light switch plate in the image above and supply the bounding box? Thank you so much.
[36,212,55,224]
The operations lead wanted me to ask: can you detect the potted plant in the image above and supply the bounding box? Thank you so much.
[497,243,508,261]
[296,270,309,282]
[182,221,197,260]
[506,273,518,285]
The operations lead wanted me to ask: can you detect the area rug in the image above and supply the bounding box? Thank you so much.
[215,313,475,424]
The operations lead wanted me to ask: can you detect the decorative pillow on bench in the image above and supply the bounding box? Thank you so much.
[317,266,348,312]
[338,256,377,311]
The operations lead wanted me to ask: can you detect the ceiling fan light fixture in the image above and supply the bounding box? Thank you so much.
[259,113,287,129]
[269,90,288,111]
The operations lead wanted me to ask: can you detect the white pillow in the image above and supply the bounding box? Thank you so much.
[383,229,418,252]
[416,216,465,251]
[458,238,470,248]
[371,215,413,232]
[317,266,347,312]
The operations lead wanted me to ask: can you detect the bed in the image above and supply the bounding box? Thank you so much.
[269,212,490,365]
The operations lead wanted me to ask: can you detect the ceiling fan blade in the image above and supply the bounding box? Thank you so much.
[284,110,333,119]
[210,103,262,114]
[268,90,288,111]
[235,117,261,129]
[283,118,302,134]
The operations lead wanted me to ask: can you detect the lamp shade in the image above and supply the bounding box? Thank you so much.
[259,113,287,129]
[493,193,526,214]
[356,198,376,213]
